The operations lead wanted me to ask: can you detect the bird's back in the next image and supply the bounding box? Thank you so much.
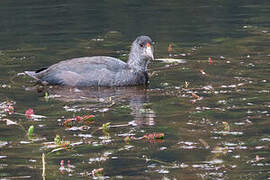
[29,56,147,86]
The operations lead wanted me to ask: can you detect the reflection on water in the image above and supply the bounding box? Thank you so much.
[38,86,156,126]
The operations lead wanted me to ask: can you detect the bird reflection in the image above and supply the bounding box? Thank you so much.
[34,86,156,126]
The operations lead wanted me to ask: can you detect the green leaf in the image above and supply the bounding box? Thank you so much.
[102,122,111,131]
[28,125,34,136]
[44,92,49,101]
[54,134,61,145]
[124,136,130,144]
[101,122,111,136]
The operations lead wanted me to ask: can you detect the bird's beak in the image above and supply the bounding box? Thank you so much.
[145,43,154,60]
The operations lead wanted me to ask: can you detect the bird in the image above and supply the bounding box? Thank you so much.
[25,35,154,87]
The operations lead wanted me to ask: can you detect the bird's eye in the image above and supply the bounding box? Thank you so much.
[139,43,144,48]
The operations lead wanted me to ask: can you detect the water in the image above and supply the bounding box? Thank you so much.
[1,0,270,179]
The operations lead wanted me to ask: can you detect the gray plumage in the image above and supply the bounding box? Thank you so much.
[25,35,154,87]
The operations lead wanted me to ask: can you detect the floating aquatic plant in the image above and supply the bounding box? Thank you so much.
[27,125,34,139]
[124,133,165,144]
[25,108,34,119]
[101,122,111,136]
[64,115,95,128]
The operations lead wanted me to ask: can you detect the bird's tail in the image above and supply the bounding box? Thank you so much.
[24,71,39,80]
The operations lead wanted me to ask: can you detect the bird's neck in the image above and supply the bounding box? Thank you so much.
[127,49,148,72]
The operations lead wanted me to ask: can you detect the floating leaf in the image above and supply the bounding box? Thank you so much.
[63,119,73,128]
[102,122,111,136]
[64,115,95,128]
[92,168,104,177]
[199,138,210,149]
[185,81,189,88]
[25,108,34,119]
[102,122,111,131]
[28,125,34,137]
[4,105,14,115]
[191,93,200,99]
[75,115,95,122]
[51,135,71,153]
[61,142,71,150]
[124,136,131,144]
[255,155,264,161]
[54,134,61,145]
[44,92,49,101]
[200,69,207,75]
[222,122,230,131]
[209,57,212,64]
[143,133,164,140]
[168,43,173,53]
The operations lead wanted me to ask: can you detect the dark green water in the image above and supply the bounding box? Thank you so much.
[1,0,270,179]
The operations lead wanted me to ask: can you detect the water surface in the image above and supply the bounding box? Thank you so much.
[0,0,270,179]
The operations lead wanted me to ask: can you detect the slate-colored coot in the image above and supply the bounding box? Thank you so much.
[25,35,154,87]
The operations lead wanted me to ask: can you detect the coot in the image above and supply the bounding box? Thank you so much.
[25,35,154,86]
